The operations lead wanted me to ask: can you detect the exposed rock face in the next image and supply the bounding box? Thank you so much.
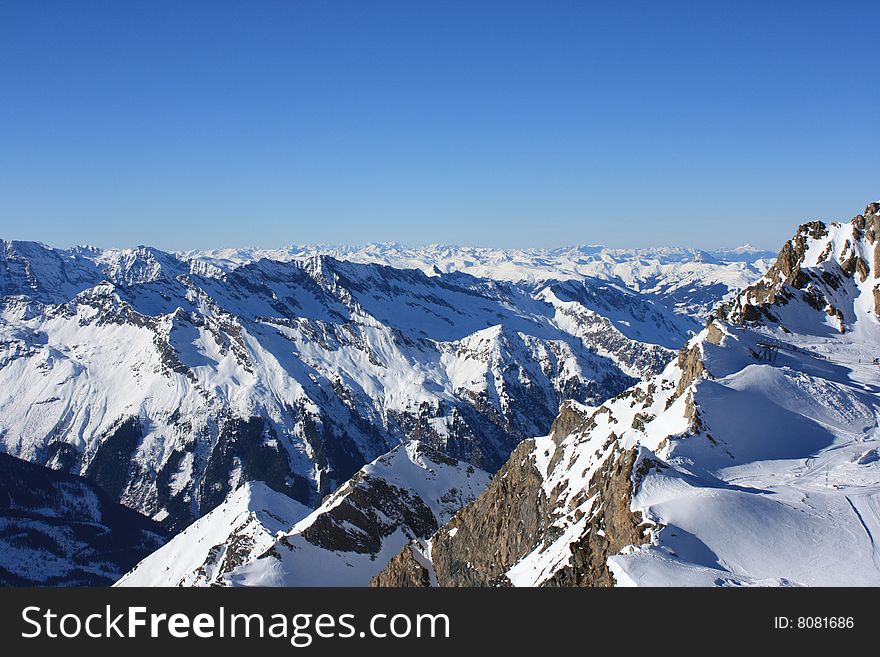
[673,345,707,401]
[855,257,870,282]
[373,438,654,588]
[376,201,880,589]
[370,545,432,587]
[428,439,548,586]
[718,222,826,323]
[705,321,726,346]
[120,441,488,587]
[874,243,880,281]
[219,442,490,586]
[720,203,880,333]
[549,400,593,442]
[668,321,724,403]
[543,448,650,586]
[300,475,438,554]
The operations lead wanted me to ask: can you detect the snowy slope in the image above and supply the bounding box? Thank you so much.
[374,201,880,588]
[115,481,310,587]
[0,452,166,586]
[225,441,489,586]
[0,242,694,531]
[185,243,773,317]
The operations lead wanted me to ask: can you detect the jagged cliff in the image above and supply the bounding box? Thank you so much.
[119,441,489,586]
[720,202,880,327]
[372,373,676,587]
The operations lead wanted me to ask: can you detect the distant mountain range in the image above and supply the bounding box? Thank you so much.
[182,243,775,318]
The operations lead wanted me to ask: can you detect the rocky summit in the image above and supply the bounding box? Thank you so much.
[118,441,488,586]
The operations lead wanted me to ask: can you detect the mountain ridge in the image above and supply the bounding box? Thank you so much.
[118,441,489,586]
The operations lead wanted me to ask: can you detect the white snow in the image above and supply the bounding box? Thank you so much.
[0,239,727,525]
[115,481,310,587]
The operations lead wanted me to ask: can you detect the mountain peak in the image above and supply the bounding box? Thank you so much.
[719,201,880,333]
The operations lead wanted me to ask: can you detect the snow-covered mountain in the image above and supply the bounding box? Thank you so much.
[119,441,488,586]
[1,240,707,532]
[228,441,489,586]
[374,202,880,587]
[0,452,166,586]
[184,243,774,318]
[115,481,310,586]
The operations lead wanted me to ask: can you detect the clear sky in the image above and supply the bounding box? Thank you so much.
[0,1,877,251]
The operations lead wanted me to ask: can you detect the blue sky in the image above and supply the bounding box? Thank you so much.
[0,1,876,250]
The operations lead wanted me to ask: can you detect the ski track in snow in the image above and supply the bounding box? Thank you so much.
[845,494,880,572]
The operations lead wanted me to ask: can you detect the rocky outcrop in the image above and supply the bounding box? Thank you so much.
[300,475,438,554]
[544,447,651,586]
[855,203,880,242]
[827,305,846,333]
[671,345,705,403]
[370,545,432,587]
[874,242,880,280]
[425,440,548,586]
[719,203,880,332]
[840,241,869,282]
[668,321,724,404]
[372,438,656,587]
[549,400,593,442]
[376,200,880,590]
[718,222,826,323]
